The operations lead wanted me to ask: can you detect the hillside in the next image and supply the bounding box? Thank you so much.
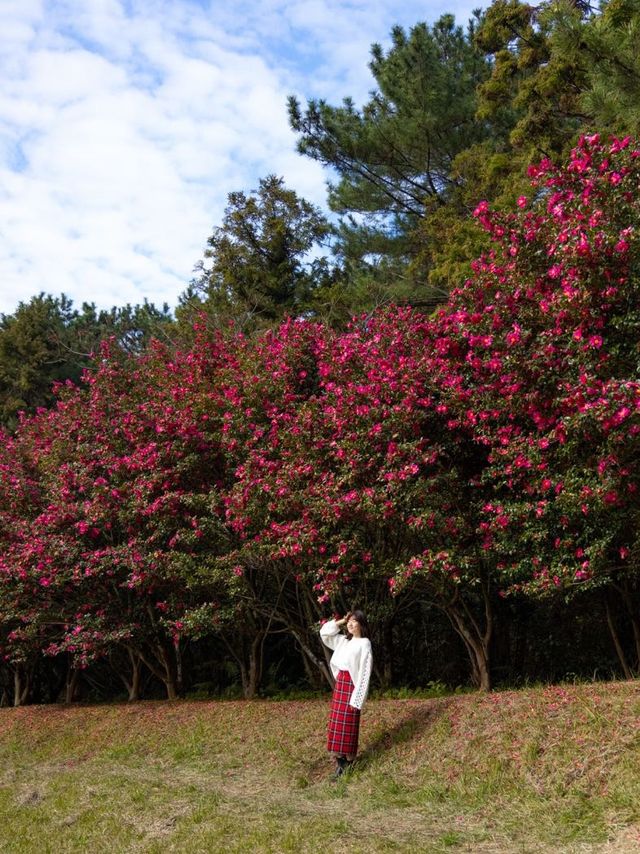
[1,681,640,852]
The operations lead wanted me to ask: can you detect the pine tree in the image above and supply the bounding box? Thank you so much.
[180,175,333,331]
[0,294,173,430]
[288,15,493,303]
[554,0,640,135]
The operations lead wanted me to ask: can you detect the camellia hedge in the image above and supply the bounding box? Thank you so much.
[1,136,640,704]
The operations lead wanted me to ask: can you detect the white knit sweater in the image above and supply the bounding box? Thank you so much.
[320,619,373,710]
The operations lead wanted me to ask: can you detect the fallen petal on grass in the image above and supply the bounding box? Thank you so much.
[0,683,638,852]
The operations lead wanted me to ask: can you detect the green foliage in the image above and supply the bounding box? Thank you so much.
[0,294,174,430]
[179,175,333,332]
[475,0,588,156]
[475,0,640,151]
[0,294,79,431]
[289,14,493,307]
[286,0,640,307]
[555,0,640,136]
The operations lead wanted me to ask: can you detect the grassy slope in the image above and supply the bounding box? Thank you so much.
[1,681,640,853]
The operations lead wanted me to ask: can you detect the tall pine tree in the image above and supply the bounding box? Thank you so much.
[180,175,333,331]
[288,15,493,305]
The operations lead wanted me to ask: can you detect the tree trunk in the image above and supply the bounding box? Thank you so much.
[241,631,265,699]
[301,647,330,689]
[604,590,634,679]
[381,618,394,688]
[618,580,640,673]
[13,667,31,707]
[220,627,265,699]
[175,642,183,696]
[136,641,181,700]
[64,667,80,704]
[118,649,144,701]
[245,654,259,699]
[13,670,21,708]
[300,586,335,688]
[445,593,493,691]
[292,628,334,688]
[157,643,180,700]
[128,652,143,701]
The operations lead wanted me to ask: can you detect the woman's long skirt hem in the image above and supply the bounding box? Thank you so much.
[327,669,360,755]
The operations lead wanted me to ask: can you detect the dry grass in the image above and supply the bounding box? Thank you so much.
[0,681,639,852]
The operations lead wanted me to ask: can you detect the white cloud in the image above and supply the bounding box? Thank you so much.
[0,0,484,316]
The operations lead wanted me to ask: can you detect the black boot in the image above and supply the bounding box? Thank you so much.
[332,755,347,780]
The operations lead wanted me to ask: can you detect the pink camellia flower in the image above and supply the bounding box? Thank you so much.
[517,196,527,209]
[577,233,590,253]
[610,137,631,153]
[506,324,522,346]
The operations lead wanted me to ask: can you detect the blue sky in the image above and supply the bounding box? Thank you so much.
[0,0,483,316]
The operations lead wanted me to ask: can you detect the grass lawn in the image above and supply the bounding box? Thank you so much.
[1,681,639,852]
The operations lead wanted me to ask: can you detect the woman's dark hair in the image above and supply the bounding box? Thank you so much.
[346,609,370,640]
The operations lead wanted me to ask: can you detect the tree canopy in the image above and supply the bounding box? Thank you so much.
[0,294,173,431]
[5,138,640,703]
[180,175,333,331]
[5,0,640,704]
[288,14,494,308]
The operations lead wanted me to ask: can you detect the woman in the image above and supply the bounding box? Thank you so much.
[320,610,372,778]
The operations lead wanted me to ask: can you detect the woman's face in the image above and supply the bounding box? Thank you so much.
[347,615,361,637]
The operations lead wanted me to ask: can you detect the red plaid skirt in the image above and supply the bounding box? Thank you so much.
[327,669,360,755]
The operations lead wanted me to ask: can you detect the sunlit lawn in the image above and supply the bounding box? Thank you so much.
[1,682,640,852]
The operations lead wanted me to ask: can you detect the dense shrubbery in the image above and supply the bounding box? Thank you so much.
[2,137,640,704]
